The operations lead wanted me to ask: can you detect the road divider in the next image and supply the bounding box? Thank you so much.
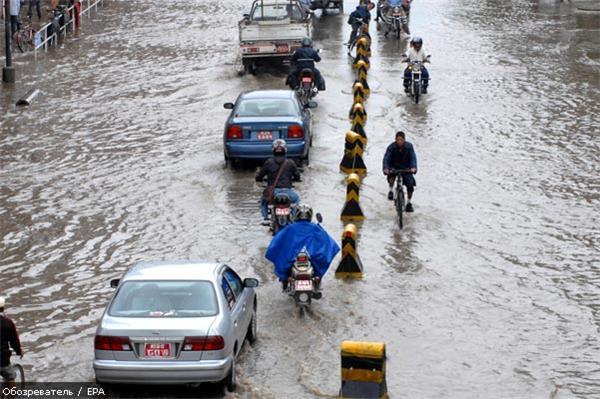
[339,341,388,398]
[340,131,367,175]
[341,173,364,221]
[349,102,367,127]
[335,224,364,278]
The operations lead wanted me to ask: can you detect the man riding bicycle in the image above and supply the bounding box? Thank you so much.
[383,131,417,212]
[0,297,24,391]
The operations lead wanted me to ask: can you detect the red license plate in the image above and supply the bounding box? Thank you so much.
[257,131,273,140]
[144,343,172,358]
[276,44,289,53]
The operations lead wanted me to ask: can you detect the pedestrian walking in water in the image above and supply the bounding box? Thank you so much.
[9,0,21,35]
[27,0,41,20]
[70,0,81,28]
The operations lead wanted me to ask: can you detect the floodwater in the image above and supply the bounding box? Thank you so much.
[1,0,599,397]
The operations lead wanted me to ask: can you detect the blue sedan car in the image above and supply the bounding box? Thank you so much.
[223,90,316,166]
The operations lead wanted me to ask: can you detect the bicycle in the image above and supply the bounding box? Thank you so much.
[388,168,413,229]
[13,22,38,53]
[346,18,368,56]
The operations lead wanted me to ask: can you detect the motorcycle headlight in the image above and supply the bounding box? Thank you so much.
[393,7,400,12]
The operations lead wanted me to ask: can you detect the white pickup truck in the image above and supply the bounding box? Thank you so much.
[239,0,312,74]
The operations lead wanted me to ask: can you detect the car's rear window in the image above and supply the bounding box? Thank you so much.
[235,98,298,117]
[108,281,218,318]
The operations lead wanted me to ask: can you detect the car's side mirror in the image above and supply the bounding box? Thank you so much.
[110,278,120,288]
[243,278,259,288]
[224,102,234,109]
[306,101,318,109]
[316,213,323,223]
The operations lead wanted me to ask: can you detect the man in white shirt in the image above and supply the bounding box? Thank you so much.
[9,0,21,35]
[403,36,430,93]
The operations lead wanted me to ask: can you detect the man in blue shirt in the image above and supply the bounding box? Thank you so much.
[382,131,418,212]
[346,4,371,46]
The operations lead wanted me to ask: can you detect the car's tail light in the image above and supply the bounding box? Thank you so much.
[227,125,243,139]
[182,336,225,351]
[95,335,132,351]
[288,125,303,139]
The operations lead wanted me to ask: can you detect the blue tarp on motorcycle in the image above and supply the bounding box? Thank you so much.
[266,221,340,281]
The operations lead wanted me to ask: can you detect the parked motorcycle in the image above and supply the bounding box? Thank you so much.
[403,55,430,104]
[268,192,296,235]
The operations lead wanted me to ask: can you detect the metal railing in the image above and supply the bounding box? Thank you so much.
[33,0,105,58]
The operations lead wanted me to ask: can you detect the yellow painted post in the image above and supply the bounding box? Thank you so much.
[340,131,367,175]
[339,341,388,398]
[335,224,364,278]
[349,103,367,126]
[353,81,366,105]
[341,173,364,222]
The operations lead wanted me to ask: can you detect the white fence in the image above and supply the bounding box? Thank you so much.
[34,0,105,58]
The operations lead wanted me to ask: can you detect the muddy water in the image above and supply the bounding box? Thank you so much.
[1,0,599,397]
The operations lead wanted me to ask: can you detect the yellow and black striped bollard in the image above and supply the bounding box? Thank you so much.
[341,173,364,222]
[340,131,367,175]
[335,224,364,278]
[339,341,388,398]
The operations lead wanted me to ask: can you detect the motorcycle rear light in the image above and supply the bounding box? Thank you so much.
[182,336,225,351]
[94,335,132,351]
[227,125,243,139]
[288,125,303,139]
[297,256,307,262]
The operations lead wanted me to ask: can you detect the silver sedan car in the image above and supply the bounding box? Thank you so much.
[93,261,258,392]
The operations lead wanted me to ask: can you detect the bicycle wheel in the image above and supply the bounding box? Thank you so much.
[395,184,404,229]
[14,31,27,53]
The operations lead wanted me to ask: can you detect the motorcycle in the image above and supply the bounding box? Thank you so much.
[268,192,296,236]
[385,5,410,38]
[288,250,322,313]
[403,55,430,104]
[293,58,319,106]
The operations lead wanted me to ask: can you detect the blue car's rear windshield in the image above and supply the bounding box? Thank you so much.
[109,281,218,317]
[235,98,298,117]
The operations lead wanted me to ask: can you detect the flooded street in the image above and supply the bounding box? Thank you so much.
[1,0,599,397]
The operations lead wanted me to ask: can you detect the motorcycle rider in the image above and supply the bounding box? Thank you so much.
[379,0,404,37]
[256,139,301,225]
[1,297,24,393]
[266,205,340,291]
[403,36,430,93]
[383,131,417,212]
[346,3,371,47]
[287,37,326,92]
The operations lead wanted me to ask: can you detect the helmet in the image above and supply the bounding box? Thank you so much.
[295,204,313,222]
[301,37,313,48]
[0,297,5,308]
[272,139,287,155]
[410,36,423,49]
